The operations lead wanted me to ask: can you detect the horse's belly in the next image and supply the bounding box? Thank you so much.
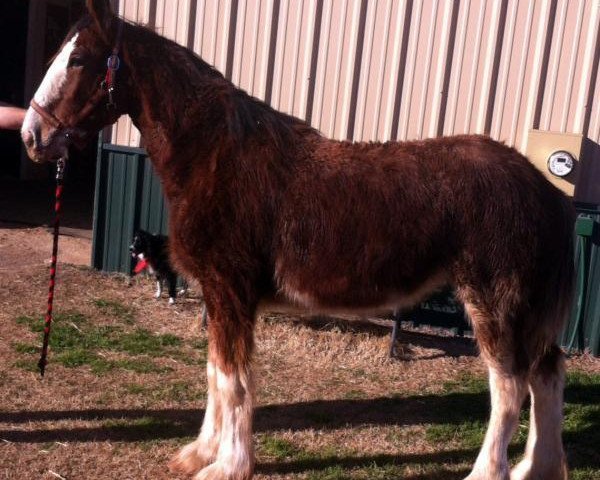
[265,267,449,316]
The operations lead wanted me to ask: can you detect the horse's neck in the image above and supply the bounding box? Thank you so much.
[124,29,231,191]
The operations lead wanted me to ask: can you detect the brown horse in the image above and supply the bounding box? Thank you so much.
[22,1,574,479]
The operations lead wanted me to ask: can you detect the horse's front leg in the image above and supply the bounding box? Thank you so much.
[169,356,222,473]
[171,282,256,480]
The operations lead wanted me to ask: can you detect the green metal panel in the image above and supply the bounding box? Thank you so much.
[560,211,600,355]
[92,143,169,274]
[92,143,600,354]
[139,159,169,235]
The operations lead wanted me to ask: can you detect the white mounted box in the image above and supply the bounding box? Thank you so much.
[525,130,583,197]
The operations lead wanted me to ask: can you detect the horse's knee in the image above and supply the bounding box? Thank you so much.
[531,344,564,383]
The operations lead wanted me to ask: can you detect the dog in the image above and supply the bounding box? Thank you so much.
[130,230,184,305]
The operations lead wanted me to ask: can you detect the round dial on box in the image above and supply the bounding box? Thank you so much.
[547,151,575,178]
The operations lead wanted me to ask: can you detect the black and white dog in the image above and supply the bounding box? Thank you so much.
[130,230,185,305]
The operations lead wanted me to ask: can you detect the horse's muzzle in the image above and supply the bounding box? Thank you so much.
[21,107,70,162]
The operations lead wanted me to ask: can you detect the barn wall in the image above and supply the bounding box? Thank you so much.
[111,0,600,151]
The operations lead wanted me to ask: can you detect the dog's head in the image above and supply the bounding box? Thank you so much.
[129,230,152,258]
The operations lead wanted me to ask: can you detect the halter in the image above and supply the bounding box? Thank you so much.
[30,19,124,133]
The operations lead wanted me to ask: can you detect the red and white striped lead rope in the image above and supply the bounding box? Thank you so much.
[38,157,66,377]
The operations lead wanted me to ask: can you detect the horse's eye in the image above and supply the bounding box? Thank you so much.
[68,56,84,68]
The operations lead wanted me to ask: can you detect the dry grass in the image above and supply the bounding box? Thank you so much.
[0,257,598,480]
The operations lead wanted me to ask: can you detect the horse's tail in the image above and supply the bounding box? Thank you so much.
[529,192,576,362]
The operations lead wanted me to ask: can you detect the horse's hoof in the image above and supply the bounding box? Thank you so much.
[193,462,252,480]
[169,442,213,475]
[510,459,567,480]
[464,471,509,480]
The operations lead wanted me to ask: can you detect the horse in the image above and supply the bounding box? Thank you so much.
[21,1,574,479]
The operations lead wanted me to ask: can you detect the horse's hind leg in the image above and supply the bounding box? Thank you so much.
[462,301,529,480]
[511,346,567,480]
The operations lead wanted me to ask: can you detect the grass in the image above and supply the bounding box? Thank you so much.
[13,312,188,374]
[92,298,135,324]
[259,436,302,460]
[123,381,204,402]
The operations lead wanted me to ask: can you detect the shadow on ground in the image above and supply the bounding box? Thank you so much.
[279,315,478,360]
[1,381,598,474]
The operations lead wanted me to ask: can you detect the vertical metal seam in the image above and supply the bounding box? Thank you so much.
[328,0,349,138]
[187,0,198,48]
[390,0,414,140]
[464,0,487,133]
[474,0,497,131]
[541,0,568,130]
[288,0,305,113]
[305,0,324,124]
[427,0,452,138]
[231,0,251,87]
[532,0,558,129]
[508,0,535,146]
[372,0,395,140]
[561,0,585,132]
[225,0,239,80]
[382,0,408,140]
[483,0,509,136]
[247,0,262,94]
[196,0,208,54]
[218,0,233,71]
[491,0,519,143]
[256,0,274,98]
[581,8,600,139]
[417,0,440,139]
[520,0,551,152]
[209,0,220,64]
[346,0,371,140]
[272,0,290,109]
[231,0,247,84]
[296,0,317,118]
[399,0,423,140]
[264,0,281,104]
[436,0,460,137]
[312,0,333,131]
[446,0,469,135]
[147,0,157,28]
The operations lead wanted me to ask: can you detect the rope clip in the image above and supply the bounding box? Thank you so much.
[56,157,66,181]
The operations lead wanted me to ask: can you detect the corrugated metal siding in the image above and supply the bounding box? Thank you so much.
[111,0,600,148]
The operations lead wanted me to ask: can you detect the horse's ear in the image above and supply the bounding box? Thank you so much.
[86,0,115,37]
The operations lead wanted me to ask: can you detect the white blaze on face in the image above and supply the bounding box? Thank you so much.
[21,33,79,149]
[34,33,79,107]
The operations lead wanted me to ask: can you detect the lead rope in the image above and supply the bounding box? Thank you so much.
[38,157,67,377]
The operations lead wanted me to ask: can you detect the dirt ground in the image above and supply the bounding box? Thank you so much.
[0,222,91,270]
[0,225,598,480]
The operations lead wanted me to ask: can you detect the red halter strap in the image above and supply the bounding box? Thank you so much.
[30,99,64,129]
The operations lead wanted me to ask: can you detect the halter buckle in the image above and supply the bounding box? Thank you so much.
[56,157,66,181]
[107,54,120,71]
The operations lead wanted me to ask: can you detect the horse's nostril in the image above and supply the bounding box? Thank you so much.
[22,130,36,150]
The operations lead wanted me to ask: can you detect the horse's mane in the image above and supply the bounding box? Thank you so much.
[123,17,319,152]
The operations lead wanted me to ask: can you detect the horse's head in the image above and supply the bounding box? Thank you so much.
[22,0,127,162]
